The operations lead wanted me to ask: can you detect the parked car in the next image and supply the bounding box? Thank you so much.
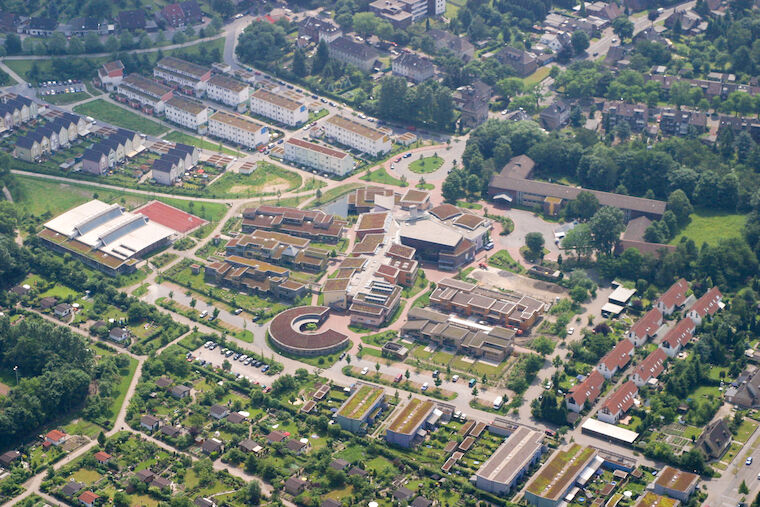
[484,242,494,250]
[468,378,477,388]
[361,367,369,375]
[421,382,429,391]
[452,375,460,382]
[567,327,575,336]
[261,365,270,373]
[234,308,243,315]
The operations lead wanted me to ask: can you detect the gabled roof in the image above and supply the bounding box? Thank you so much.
[661,318,695,350]
[599,339,634,372]
[567,369,605,406]
[600,380,637,415]
[657,278,689,310]
[629,308,663,339]
[689,286,722,319]
[632,348,667,382]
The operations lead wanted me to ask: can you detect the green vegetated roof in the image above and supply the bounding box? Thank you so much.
[389,398,434,434]
[635,493,678,507]
[337,385,383,420]
[527,444,596,499]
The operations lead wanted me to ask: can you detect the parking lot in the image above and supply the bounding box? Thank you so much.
[190,342,276,387]
[36,80,86,97]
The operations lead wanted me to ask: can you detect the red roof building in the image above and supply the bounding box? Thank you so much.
[161,3,185,27]
[625,308,663,347]
[598,380,638,424]
[94,451,112,463]
[45,430,68,446]
[631,348,667,386]
[597,339,634,379]
[655,278,689,315]
[660,318,695,357]
[687,287,723,326]
[566,370,605,413]
[78,491,99,507]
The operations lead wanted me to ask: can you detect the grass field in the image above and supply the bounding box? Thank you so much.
[408,155,444,174]
[524,67,552,87]
[43,91,91,105]
[488,249,525,273]
[107,357,139,425]
[163,130,243,157]
[670,210,747,247]
[205,162,304,197]
[306,182,363,208]
[736,419,759,443]
[360,167,408,187]
[74,99,168,136]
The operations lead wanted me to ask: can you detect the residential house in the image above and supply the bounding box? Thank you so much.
[140,415,160,431]
[392,53,435,83]
[298,17,342,43]
[660,318,695,357]
[208,110,269,149]
[284,477,309,496]
[81,149,108,175]
[94,451,111,464]
[45,430,69,446]
[284,138,353,176]
[250,88,308,127]
[78,491,100,507]
[324,114,392,156]
[152,154,182,186]
[327,36,381,72]
[164,95,209,133]
[695,418,731,460]
[686,286,722,326]
[428,29,474,61]
[161,425,182,438]
[206,74,249,112]
[625,308,663,347]
[453,80,492,128]
[118,9,147,31]
[54,303,72,318]
[108,328,130,343]
[602,101,650,131]
[285,439,309,454]
[596,339,634,379]
[566,369,605,412]
[61,481,84,497]
[14,136,40,162]
[494,46,538,77]
[585,1,623,19]
[201,438,223,455]
[23,17,57,36]
[631,348,667,386]
[209,404,230,420]
[597,380,638,424]
[540,99,571,130]
[660,108,707,136]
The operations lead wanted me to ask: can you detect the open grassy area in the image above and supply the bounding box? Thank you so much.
[107,357,139,426]
[43,91,91,105]
[670,209,747,247]
[163,130,243,157]
[74,99,168,136]
[487,249,525,273]
[736,419,759,443]
[524,66,552,87]
[206,162,302,197]
[360,167,408,187]
[408,155,444,174]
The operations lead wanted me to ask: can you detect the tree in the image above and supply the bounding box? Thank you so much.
[353,12,378,37]
[566,191,599,221]
[97,431,106,446]
[222,359,231,371]
[104,35,120,52]
[236,21,289,66]
[589,206,625,254]
[292,47,307,77]
[113,491,130,507]
[612,17,634,40]
[4,34,21,55]
[495,77,524,104]
[571,30,589,55]
[667,189,693,226]
[405,369,410,380]
[313,39,329,74]
[741,480,749,495]
[244,481,261,505]
[525,232,545,260]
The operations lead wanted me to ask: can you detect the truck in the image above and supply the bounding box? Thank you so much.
[493,396,504,410]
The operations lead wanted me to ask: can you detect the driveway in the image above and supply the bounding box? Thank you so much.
[488,207,567,263]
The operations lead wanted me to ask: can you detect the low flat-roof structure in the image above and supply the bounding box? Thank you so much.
[524,445,597,507]
[268,306,350,357]
[335,384,385,433]
[475,426,544,495]
[386,398,436,448]
[652,466,699,502]
[581,418,639,445]
[134,200,207,234]
[609,285,636,306]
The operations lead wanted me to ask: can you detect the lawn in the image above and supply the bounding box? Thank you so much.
[360,167,408,187]
[163,130,243,157]
[408,155,444,174]
[71,469,101,484]
[736,419,759,443]
[74,99,168,136]
[670,209,747,247]
[205,162,304,197]
[487,249,525,273]
[523,66,552,87]
[107,357,139,426]
[307,182,364,209]
[43,91,91,105]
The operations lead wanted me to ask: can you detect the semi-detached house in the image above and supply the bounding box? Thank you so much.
[250,89,308,127]
[208,110,269,149]
[659,318,695,358]
[686,286,722,326]
[566,369,605,413]
[631,347,667,386]
[655,278,690,315]
[596,339,634,379]
[625,308,663,347]
[597,380,638,424]
[164,95,209,133]
[324,115,392,157]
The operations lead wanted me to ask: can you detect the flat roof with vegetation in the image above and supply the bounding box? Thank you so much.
[526,445,596,500]
[337,385,384,420]
[388,398,434,435]
[634,493,679,507]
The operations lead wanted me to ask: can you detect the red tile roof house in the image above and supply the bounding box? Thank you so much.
[94,451,112,464]
[625,308,663,347]
[597,380,638,424]
[659,318,696,358]
[686,287,723,326]
[566,369,605,413]
[655,278,689,315]
[631,348,667,387]
[45,430,69,447]
[596,339,634,379]
[161,3,186,27]
[78,491,100,507]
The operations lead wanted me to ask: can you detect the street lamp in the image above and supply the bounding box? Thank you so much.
[13,365,18,385]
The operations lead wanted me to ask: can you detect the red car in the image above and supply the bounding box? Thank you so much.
[394,157,402,163]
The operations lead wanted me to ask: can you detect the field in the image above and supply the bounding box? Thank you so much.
[408,155,444,174]
[670,210,747,247]
[487,249,525,273]
[163,130,243,157]
[74,99,168,136]
[107,357,139,425]
[523,67,552,87]
[205,162,307,197]
[43,91,91,105]
[306,182,363,208]
[360,167,408,187]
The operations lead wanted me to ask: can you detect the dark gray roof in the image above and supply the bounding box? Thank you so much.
[395,53,434,73]
[152,158,175,173]
[329,36,380,61]
[82,149,106,163]
[118,9,147,30]
[29,17,57,30]
[15,135,35,149]
[61,481,84,496]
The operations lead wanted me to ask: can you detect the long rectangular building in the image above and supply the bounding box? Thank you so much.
[206,74,249,111]
[204,255,307,300]
[250,88,308,127]
[284,138,353,176]
[524,445,598,507]
[385,398,436,448]
[324,115,392,157]
[154,56,211,96]
[164,95,209,133]
[117,74,173,114]
[335,385,385,434]
[225,229,328,272]
[241,206,346,243]
[475,426,544,495]
[208,110,269,149]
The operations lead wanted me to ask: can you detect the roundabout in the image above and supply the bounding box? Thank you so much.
[268,306,350,357]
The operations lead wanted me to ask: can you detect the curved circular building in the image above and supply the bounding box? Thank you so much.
[269,306,350,357]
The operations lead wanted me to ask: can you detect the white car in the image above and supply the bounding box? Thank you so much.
[567,327,575,336]
[421,382,429,391]
[361,367,369,375]
[452,375,459,382]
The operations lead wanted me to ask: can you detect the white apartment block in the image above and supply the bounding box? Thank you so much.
[117,74,174,114]
[208,110,269,149]
[324,115,392,157]
[250,89,308,127]
[430,0,446,16]
[284,138,354,176]
[164,96,209,134]
[154,56,212,96]
[206,74,250,112]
